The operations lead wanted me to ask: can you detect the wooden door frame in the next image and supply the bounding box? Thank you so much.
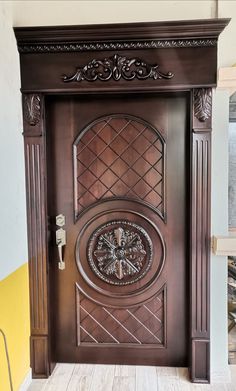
[14,18,230,383]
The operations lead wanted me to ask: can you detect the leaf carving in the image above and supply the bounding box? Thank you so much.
[194,88,212,122]
[23,94,41,126]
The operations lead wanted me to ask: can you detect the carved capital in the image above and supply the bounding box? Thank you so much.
[63,54,174,83]
[23,94,41,126]
[193,88,212,122]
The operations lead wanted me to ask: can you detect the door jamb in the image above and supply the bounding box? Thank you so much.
[22,87,212,383]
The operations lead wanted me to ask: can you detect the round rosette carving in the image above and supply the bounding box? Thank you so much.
[87,221,153,286]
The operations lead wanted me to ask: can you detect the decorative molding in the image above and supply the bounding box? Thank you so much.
[25,141,48,333]
[212,235,236,256]
[23,94,41,126]
[63,54,173,83]
[77,288,165,346]
[87,220,153,285]
[74,114,165,220]
[18,38,217,54]
[193,88,212,122]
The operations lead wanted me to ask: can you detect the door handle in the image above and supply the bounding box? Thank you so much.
[56,214,66,270]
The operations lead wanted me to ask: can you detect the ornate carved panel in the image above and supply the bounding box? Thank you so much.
[193,88,212,122]
[74,115,165,219]
[87,220,153,286]
[77,289,165,346]
[23,94,41,126]
[63,54,173,82]
[18,38,218,54]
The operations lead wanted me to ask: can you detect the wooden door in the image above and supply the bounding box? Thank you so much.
[47,92,188,366]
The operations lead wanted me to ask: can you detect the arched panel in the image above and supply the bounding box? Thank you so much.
[73,114,165,220]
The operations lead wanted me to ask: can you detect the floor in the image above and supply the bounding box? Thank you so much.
[27,364,236,391]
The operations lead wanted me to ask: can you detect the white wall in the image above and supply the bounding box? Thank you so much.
[1,0,234,380]
[211,89,229,380]
[12,0,217,26]
[0,1,27,280]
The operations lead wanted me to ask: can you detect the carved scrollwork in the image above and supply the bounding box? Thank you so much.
[18,39,217,54]
[194,88,212,122]
[63,54,174,83]
[23,94,41,126]
[87,221,153,285]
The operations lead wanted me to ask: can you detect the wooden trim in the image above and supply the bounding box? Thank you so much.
[190,88,212,383]
[17,20,228,382]
[23,93,51,377]
[212,235,236,256]
[14,18,230,45]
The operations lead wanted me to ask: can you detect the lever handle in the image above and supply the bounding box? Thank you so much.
[56,214,66,270]
[57,239,65,270]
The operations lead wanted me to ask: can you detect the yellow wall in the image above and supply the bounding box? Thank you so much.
[0,263,30,391]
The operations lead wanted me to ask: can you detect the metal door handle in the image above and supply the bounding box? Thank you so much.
[56,214,66,270]
[57,239,65,270]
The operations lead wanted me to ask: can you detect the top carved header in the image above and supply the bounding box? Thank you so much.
[14,18,230,54]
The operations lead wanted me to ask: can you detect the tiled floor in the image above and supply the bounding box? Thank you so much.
[27,364,236,391]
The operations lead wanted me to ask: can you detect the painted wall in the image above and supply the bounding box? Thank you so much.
[0,2,29,390]
[0,1,27,280]
[229,122,236,229]
[0,0,235,387]
[0,264,30,391]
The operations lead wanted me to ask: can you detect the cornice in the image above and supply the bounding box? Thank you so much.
[14,18,230,54]
[17,38,218,54]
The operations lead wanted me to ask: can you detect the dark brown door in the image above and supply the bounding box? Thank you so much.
[47,92,188,366]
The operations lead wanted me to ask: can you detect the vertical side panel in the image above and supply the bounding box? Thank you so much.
[190,88,212,383]
[23,94,50,377]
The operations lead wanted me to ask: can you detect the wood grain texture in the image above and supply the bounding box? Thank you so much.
[89,365,115,391]
[136,366,158,391]
[190,89,212,383]
[14,20,229,93]
[18,21,227,383]
[23,93,51,378]
[47,93,187,367]
[27,363,236,390]
[112,377,135,391]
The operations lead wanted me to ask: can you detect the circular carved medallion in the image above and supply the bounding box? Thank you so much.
[87,220,153,285]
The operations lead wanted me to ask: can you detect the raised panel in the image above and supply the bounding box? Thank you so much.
[77,288,166,347]
[31,336,49,378]
[73,114,165,220]
[191,133,211,337]
[25,140,48,334]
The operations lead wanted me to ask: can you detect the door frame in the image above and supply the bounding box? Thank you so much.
[14,18,230,383]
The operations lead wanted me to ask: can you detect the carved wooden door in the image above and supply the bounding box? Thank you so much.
[47,92,188,366]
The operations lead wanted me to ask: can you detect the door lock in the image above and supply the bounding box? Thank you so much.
[56,215,66,270]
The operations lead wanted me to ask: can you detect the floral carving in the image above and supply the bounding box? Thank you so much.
[63,54,174,83]
[88,221,153,285]
[194,88,212,122]
[18,39,217,53]
[23,94,41,126]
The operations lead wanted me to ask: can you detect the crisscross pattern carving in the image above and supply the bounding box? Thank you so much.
[74,115,165,218]
[77,290,165,346]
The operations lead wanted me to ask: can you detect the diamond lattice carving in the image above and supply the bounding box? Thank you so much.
[77,289,165,345]
[74,115,165,218]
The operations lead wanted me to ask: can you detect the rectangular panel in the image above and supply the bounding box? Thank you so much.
[31,336,49,378]
[191,339,210,383]
[76,288,166,347]
[191,132,211,338]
